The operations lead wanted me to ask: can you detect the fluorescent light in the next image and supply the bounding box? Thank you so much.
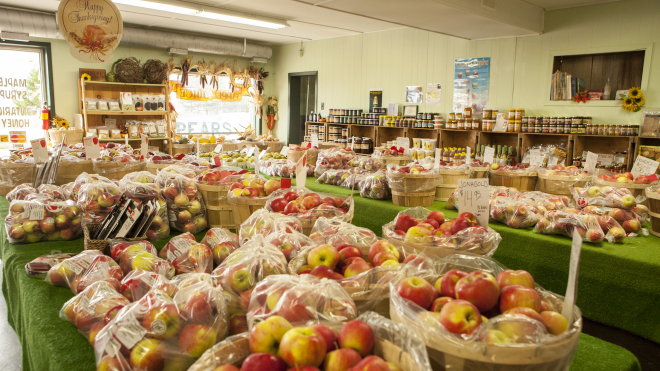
[112,0,199,15]
[168,47,188,55]
[199,11,288,29]
[251,57,268,63]
[1,32,29,42]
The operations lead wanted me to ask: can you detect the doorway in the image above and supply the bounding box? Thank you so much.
[288,72,317,145]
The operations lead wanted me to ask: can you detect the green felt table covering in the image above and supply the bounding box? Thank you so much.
[0,183,642,370]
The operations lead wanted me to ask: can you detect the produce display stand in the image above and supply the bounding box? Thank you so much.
[478,131,522,163]
[227,197,267,229]
[373,155,412,167]
[378,126,407,147]
[593,178,649,205]
[78,80,172,155]
[55,160,94,185]
[521,133,572,167]
[435,169,471,201]
[440,129,479,154]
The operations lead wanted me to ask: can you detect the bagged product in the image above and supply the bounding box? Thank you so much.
[119,269,177,302]
[119,246,175,279]
[237,208,303,243]
[77,181,122,223]
[159,232,214,274]
[68,254,124,294]
[109,239,157,262]
[264,187,354,225]
[490,198,542,228]
[200,228,240,266]
[571,184,639,210]
[6,184,37,202]
[6,199,83,243]
[156,172,208,234]
[535,210,625,243]
[309,217,378,251]
[359,172,391,199]
[263,228,314,262]
[118,178,170,241]
[386,162,442,193]
[46,250,104,290]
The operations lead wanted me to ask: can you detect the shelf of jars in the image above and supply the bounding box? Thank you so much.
[573,135,636,169]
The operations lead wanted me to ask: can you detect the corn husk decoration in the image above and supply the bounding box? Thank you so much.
[180,56,192,87]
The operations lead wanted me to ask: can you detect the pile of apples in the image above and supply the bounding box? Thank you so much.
[348,157,382,172]
[597,172,655,184]
[317,169,355,186]
[6,199,82,243]
[266,190,350,219]
[359,173,391,200]
[265,229,314,262]
[374,147,407,157]
[148,153,175,164]
[387,210,476,241]
[491,163,530,171]
[156,172,208,234]
[213,317,397,371]
[230,178,282,198]
[96,143,147,163]
[119,269,176,303]
[238,209,304,241]
[308,217,378,251]
[395,268,571,341]
[196,169,252,186]
[387,163,433,174]
[539,165,581,176]
[262,160,315,178]
[571,185,636,210]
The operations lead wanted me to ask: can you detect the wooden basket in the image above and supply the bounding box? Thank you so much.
[392,190,435,207]
[83,222,146,255]
[536,173,591,196]
[146,162,173,175]
[390,307,581,371]
[55,160,94,185]
[227,197,268,229]
[197,183,234,229]
[255,141,284,153]
[343,283,390,319]
[388,172,438,193]
[435,185,456,202]
[93,161,147,180]
[645,188,660,215]
[435,169,471,201]
[374,156,412,167]
[594,178,649,206]
[188,330,423,371]
[287,150,306,164]
[490,172,538,192]
[197,143,219,153]
[49,129,84,145]
[0,162,36,196]
[172,144,194,156]
[649,211,660,238]
[470,166,489,179]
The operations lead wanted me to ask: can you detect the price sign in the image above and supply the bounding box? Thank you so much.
[311,134,319,148]
[483,147,495,165]
[196,140,200,158]
[83,136,101,158]
[30,138,48,163]
[583,151,598,172]
[529,149,542,167]
[466,146,471,164]
[254,149,261,175]
[396,137,409,150]
[280,146,289,156]
[457,178,490,227]
[295,153,307,188]
[562,228,582,324]
[598,154,613,166]
[351,137,356,151]
[434,148,441,169]
[631,156,660,179]
[214,144,223,153]
[140,135,148,158]
[492,113,506,132]
[213,155,221,167]
[245,146,256,157]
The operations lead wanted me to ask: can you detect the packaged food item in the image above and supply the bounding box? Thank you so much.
[85,98,98,110]
[119,269,176,302]
[97,100,109,111]
[133,95,143,111]
[490,198,542,228]
[25,252,76,278]
[308,217,378,251]
[156,95,166,111]
[359,172,391,199]
[264,187,354,224]
[98,129,110,139]
[109,239,157,262]
[155,172,208,233]
[159,232,213,274]
[534,210,619,243]
[5,199,83,243]
[200,228,240,266]
[108,99,121,111]
[263,228,314,262]
[45,250,105,291]
[6,184,37,202]
[237,208,303,243]
[571,185,639,210]
[77,181,122,223]
[119,245,175,279]
[120,92,133,111]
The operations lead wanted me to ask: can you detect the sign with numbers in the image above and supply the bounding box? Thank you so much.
[631,156,659,179]
[457,178,489,227]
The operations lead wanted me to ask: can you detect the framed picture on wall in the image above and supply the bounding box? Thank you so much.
[403,105,418,117]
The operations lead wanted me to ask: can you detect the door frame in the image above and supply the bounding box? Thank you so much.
[288,71,318,145]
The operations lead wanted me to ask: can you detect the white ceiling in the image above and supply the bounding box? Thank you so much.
[0,0,624,45]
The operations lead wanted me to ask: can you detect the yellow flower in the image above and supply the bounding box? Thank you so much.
[622,97,637,112]
[634,95,645,106]
[81,73,92,81]
[628,87,642,98]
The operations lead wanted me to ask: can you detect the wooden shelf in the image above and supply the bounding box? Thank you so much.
[573,134,634,168]
[442,129,483,133]
[99,137,169,142]
[479,131,519,134]
[522,132,570,136]
[86,111,168,116]
[83,81,166,87]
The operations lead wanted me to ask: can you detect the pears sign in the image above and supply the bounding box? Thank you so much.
[57,0,123,63]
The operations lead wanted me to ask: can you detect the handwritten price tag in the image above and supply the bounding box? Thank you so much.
[457,178,490,227]
[30,138,48,163]
[583,151,598,172]
[396,137,409,150]
[598,154,613,166]
[466,146,471,164]
[83,136,101,158]
[529,149,542,167]
[631,156,659,178]
[140,135,148,158]
[434,148,441,169]
[295,153,307,188]
[311,134,319,148]
[280,146,289,156]
[483,147,494,165]
[214,144,223,153]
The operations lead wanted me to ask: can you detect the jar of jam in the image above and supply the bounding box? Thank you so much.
[572,117,583,125]
[464,107,472,119]
[482,109,491,120]
[473,119,481,130]
[508,109,516,120]
[608,124,615,136]
[529,116,537,127]
[549,123,557,134]
[557,117,565,126]
[363,137,372,154]
[542,117,550,125]
[570,122,577,134]
[354,138,364,153]
[633,125,639,136]
[456,112,463,120]
[549,117,557,126]
[513,120,521,132]
[584,117,593,126]
[449,112,456,120]
[522,120,528,133]
[615,125,621,136]
[515,109,525,120]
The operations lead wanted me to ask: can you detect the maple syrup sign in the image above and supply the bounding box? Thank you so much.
[57,0,123,63]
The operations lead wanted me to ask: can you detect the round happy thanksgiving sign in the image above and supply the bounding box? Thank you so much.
[57,0,123,63]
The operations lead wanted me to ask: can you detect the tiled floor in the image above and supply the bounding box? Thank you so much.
[0,261,22,371]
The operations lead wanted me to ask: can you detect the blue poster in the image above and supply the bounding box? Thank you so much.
[453,58,490,114]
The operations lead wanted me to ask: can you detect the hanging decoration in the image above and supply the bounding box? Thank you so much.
[267,96,278,136]
[180,57,193,87]
[114,57,143,83]
[57,0,123,63]
[621,87,646,112]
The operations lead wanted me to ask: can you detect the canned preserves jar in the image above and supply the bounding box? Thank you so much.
[515,109,525,120]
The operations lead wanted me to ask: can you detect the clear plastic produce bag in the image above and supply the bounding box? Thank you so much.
[110,240,157,262]
[6,199,83,243]
[535,210,626,243]
[264,187,354,224]
[490,198,542,228]
[360,172,391,200]
[237,208,303,243]
[6,183,36,202]
[120,269,177,302]
[571,184,640,210]
[159,232,214,274]
[263,227,315,262]
[77,181,123,223]
[309,217,378,250]
[119,245,175,279]
[156,172,208,233]
[200,228,240,266]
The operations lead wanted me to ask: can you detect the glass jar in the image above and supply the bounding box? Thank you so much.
[508,109,516,120]
[529,116,537,126]
[456,112,463,120]
[542,123,549,133]
[535,120,542,133]
[464,107,472,119]
[549,117,557,126]
[609,124,615,136]
[570,122,577,134]
[584,117,593,126]
[522,120,528,133]
[515,109,525,120]
[513,120,521,132]
[557,117,565,126]
[615,125,621,136]
[572,117,583,125]
[355,138,364,153]
[363,137,372,154]
[549,123,557,134]
[633,125,639,136]
[542,117,550,125]
[449,112,456,120]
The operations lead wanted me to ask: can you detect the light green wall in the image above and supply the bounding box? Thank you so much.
[272,0,660,143]
[31,37,274,132]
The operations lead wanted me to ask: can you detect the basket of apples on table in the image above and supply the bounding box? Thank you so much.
[188,311,432,371]
[147,152,195,175]
[287,144,319,165]
[55,152,95,185]
[643,184,660,237]
[387,163,442,207]
[92,144,148,180]
[372,147,413,167]
[383,208,501,257]
[389,253,581,371]
[536,167,592,196]
[435,161,489,202]
[195,168,257,229]
[593,170,658,206]
[265,187,354,236]
[290,217,420,318]
[490,164,538,192]
[226,174,284,228]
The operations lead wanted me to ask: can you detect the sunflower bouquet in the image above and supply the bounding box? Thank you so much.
[621,87,645,112]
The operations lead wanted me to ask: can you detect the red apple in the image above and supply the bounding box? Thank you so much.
[622,219,641,233]
[310,265,335,279]
[540,311,569,335]
[395,276,435,310]
[503,307,544,324]
[323,348,362,371]
[395,214,418,233]
[270,198,289,213]
[338,320,374,357]
[455,270,500,312]
[307,244,340,270]
[499,285,542,313]
[338,246,362,267]
[283,191,299,202]
[279,327,327,367]
[249,316,293,355]
[437,299,482,334]
[496,270,535,290]
[427,210,445,225]
[436,270,468,298]
[130,338,164,371]
[430,297,453,312]
[178,324,216,358]
[241,353,287,371]
[348,356,389,371]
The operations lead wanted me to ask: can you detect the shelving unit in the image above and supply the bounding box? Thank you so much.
[78,80,172,154]
[377,127,407,147]
[521,133,573,167]
[440,129,479,152]
[573,135,636,168]
[478,131,522,163]
[408,128,440,148]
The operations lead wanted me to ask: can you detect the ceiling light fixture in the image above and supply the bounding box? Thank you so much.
[113,0,288,29]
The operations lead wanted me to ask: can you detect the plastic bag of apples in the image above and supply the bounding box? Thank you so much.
[246,274,358,328]
[570,184,642,210]
[119,269,176,302]
[46,250,124,293]
[489,198,542,229]
[264,187,354,224]
[68,172,114,201]
[237,209,303,244]
[77,180,122,223]
[115,240,176,279]
[263,225,315,262]
[308,217,378,251]
[389,253,581,370]
[156,164,198,179]
[93,273,228,371]
[156,172,208,234]
[5,199,83,243]
[226,174,282,200]
[158,232,214,274]
[118,178,171,242]
[186,312,432,371]
[359,172,391,200]
[535,210,627,243]
[382,207,502,257]
[6,183,36,202]
[580,205,649,234]
[200,228,240,266]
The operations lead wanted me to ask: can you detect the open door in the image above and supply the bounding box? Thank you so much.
[288,72,317,145]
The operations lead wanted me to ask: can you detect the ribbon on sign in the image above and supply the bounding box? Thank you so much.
[389,146,405,154]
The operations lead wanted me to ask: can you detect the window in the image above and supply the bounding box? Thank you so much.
[0,42,54,150]
[169,73,255,139]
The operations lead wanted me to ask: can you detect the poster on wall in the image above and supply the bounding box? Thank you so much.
[405,86,423,104]
[57,0,123,63]
[453,58,490,114]
[369,89,383,112]
[426,83,441,106]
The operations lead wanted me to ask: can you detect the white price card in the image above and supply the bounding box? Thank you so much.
[125,133,128,146]
[295,153,307,188]
[83,136,101,159]
[483,147,495,165]
[434,148,441,169]
[598,154,613,166]
[280,146,289,156]
[492,113,506,132]
[30,138,48,163]
[311,134,319,148]
[214,144,223,153]
[245,146,256,157]
[562,228,582,324]
[529,149,542,167]
[466,146,471,164]
[457,178,490,227]
[631,155,660,179]
[140,135,148,158]
[396,137,410,149]
[351,137,356,151]
[254,149,261,175]
[114,312,147,349]
[583,151,598,172]
[388,103,398,116]
[196,139,200,158]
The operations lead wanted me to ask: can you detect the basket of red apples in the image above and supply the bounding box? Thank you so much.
[387,163,441,207]
[314,147,357,177]
[5,198,83,243]
[594,171,657,205]
[383,208,501,257]
[536,167,591,196]
[446,186,521,210]
[227,175,283,227]
[6,183,36,202]
[187,312,432,371]
[92,272,229,371]
[534,209,630,243]
[390,254,581,371]
[372,148,413,166]
[490,165,538,192]
[265,188,354,235]
[156,172,208,234]
[571,184,641,210]
[195,169,252,229]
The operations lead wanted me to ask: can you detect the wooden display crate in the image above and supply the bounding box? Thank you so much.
[478,131,522,163]
[521,133,572,166]
[377,127,406,147]
[572,135,635,169]
[440,129,479,151]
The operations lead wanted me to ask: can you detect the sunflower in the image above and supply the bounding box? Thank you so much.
[634,95,646,106]
[622,97,637,112]
[628,87,642,98]
[81,73,92,81]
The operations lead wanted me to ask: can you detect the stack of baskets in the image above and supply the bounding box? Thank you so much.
[490,170,538,192]
[0,162,36,196]
[388,172,439,207]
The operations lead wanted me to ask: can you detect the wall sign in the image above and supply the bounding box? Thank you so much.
[57,0,123,63]
[170,81,246,102]
[453,58,490,115]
